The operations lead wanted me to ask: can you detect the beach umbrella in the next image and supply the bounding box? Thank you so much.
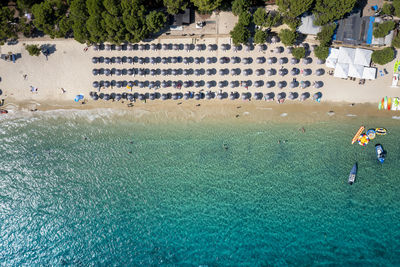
[316,69,324,76]
[314,81,323,88]
[244,44,252,52]
[92,69,99,75]
[277,92,286,100]
[243,69,251,76]
[290,80,298,88]
[313,92,322,100]
[219,57,226,64]
[267,69,276,76]
[288,92,296,100]
[256,57,265,64]
[116,81,122,88]
[160,94,167,100]
[194,81,202,87]
[102,81,109,88]
[127,44,133,51]
[171,57,178,63]
[255,69,264,76]
[291,68,299,75]
[104,57,111,64]
[127,69,134,76]
[105,44,111,51]
[92,81,99,88]
[115,57,122,64]
[115,93,122,101]
[278,69,286,76]
[173,44,179,50]
[104,68,111,76]
[103,94,110,101]
[92,57,98,64]
[148,93,155,100]
[92,93,99,101]
[230,81,239,88]
[183,81,192,88]
[206,81,214,88]
[138,57,144,64]
[206,69,215,75]
[193,93,200,100]
[317,59,325,64]
[287,47,293,54]
[150,57,156,64]
[265,92,274,101]
[301,43,309,50]
[266,81,274,88]
[231,57,240,64]
[279,57,287,64]
[205,92,212,100]
[303,69,312,76]
[196,44,203,51]
[126,57,133,64]
[139,44,145,51]
[115,69,122,76]
[137,94,145,100]
[127,81,134,87]
[302,57,312,64]
[267,57,275,64]
[126,94,134,101]
[254,80,263,87]
[271,36,279,43]
[161,81,169,88]
[278,81,286,88]
[220,69,229,75]
[241,92,251,100]
[115,45,122,51]
[258,44,266,52]
[150,69,158,76]
[162,43,168,50]
[151,44,157,51]
[218,81,227,88]
[274,46,283,53]
[185,44,192,51]
[253,92,263,100]
[183,92,190,100]
[93,44,99,51]
[229,93,235,100]
[207,44,213,51]
[161,57,168,64]
[291,58,299,64]
[300,92,308,101]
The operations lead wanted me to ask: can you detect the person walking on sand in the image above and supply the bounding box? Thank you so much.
[61,88,66,94]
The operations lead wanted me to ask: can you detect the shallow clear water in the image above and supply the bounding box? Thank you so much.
[1,110,400,265]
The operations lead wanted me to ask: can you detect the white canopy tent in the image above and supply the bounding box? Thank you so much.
[337,47,356,64]
[348,64,364,78]
[326,48,339,68]
[362,67,377,80]
[334,63,349,78]
[354,48,372,66]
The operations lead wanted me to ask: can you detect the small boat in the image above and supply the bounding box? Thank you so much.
[375,144,385,163]
[375,128,387,135]
[348,163,357,185]
[351,126,365,144]
[0,109,8,114]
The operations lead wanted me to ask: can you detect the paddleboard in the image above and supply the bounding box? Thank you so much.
[379,98,384,110]
[367,129,376,140]
[376,128,387,135]
[388,97,392,110]
[384,96,388,110]
[352,126,365,144]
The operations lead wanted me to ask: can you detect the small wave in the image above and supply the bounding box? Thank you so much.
[280,113,288,117]
[346,114,357,117]
[392,116,400,120]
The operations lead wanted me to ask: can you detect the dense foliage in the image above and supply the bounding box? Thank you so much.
[373,21,395,38]
[381,3,394,16]
[253,7,267,27]
[316,23,336,47]
[232,0,250,16]
[191,0,222,13]
[25,44,41,56]
[394,0,400,17]
[276,0,313,18]
[254,29,267,44]
[230,22,250,45]
[371,47,395,65]
[314,45,329,60]
[291,47,305,59]
[392,32,400,48]
[0,7,18,44]
[278,28,297,46]
[164,0,188,15]
[313,0,358,26]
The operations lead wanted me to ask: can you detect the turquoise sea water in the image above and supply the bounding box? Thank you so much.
[0,110,400,265]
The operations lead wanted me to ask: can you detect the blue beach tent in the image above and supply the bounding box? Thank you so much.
[74,94,84,102]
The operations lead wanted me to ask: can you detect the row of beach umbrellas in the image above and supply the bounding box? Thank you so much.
[92,43,286,52]
[89,91,322,101]
[92,56,318,65]
[92,80,324,89]
[92,67,325,77]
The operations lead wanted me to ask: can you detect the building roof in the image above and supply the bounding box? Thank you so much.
[173,8,191,26]
[335,11,370,45]
[334,63,349,78]
[338,47,356,64]
[348,64,364,78]
[297,14,321,35]
[354,48,372,66]
[362,67,377,80]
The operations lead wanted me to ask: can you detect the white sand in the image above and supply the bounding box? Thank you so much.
[0,36,399,112]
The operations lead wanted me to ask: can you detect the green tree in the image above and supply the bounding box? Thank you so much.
[316,23,336,46]
[70,0,90,43]
[17,0,43,11]
[163,0,188,15]
[232,0,250,16]
[278,28,297,46]
[25,44,41,56]
[146,11,166,33]
[230,22,250,45]
[371,47,395,65]
[392,32,400,48]
[0,7,18,43]
[381,3,394,15]
[265,11,281,28]
[238,11,251,26]
[86,0,107,43]
[190,0,222,13]
[32,0,69,38]
[314,0,358,26]
[314,45,329,60]
[277,0,314,18]
[394,0,400,17]
[253,7,267,27]
[373,21,395,38]
[254,29,267,44]
[121,2,148,43]
[292,47,305,59]
[283,16,301,30]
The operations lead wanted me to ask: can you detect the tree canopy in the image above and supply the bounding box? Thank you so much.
[313,0,358,26]
[316,23,336,47]
[190,0,222,13]
[25,44,41,56]
[164,0,188,15]
[392,32,400,48]
[314,45,329,60]
[31,0,69,38]
[146,11,167,33]
[371,47,395,65]
[373,21,395,38]
[291,47,305,59]
[253,7,267,27]
[278,29,297,46]
[0,7,18,43]
[230,22,250,45]
[238,11,251,26]
[232,0,250,16]
[277,0,314,18]
[381,3,394,15]
[254,29,267,44]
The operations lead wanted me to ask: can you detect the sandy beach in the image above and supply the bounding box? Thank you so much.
[1,35,399,119]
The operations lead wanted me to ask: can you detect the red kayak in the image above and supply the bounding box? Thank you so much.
[0,109,8,114]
